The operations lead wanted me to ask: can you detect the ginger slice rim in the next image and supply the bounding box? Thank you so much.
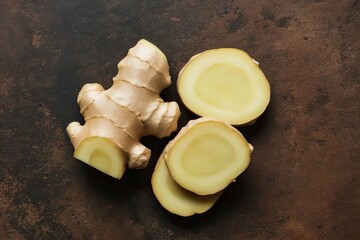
[151,151,221,217]
[166,120,251,195]
[177,48,270,125]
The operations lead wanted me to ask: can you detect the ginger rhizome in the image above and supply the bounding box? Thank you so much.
[67,39,181,179]
[151,117,252,216]
[177,48,270,126]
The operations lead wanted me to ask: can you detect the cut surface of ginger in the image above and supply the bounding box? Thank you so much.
[166,118,251,195]
[74,136,126,179]
[151,151,221,217]
[177,48,270,125]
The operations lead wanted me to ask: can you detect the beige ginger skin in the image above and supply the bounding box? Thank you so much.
[67,39,180,176]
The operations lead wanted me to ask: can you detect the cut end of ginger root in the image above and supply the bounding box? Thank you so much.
[177,48,270,126]
[151,117,252,216]
[74,136,126,179]
[66,39,181,179]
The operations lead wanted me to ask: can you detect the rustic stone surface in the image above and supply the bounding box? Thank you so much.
[0,0,359,239]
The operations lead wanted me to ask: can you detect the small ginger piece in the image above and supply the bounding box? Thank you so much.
[67,39,181,179]
[177,48,270,126]
[151,150,222,217]
[165,117,252,195]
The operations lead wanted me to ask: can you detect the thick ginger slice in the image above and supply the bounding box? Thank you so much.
[165,118,252,195]
[67,39,181,179]
[177,48,270,126]
[151,150,222,217]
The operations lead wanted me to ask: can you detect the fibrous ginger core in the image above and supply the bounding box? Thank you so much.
[181,133,235,176]
[89,150,111,173]
[195,63,251,111]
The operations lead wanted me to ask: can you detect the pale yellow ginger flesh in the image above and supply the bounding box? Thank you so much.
[74,136,126,179]
[177,48,270,126]
[67,39,181,179]
[151,150,222,217]
[165,117,252,195]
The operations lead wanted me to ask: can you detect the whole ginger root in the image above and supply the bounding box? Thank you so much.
[67,39,181,179]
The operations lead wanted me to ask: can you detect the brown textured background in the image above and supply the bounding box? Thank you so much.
[1,0,359,239]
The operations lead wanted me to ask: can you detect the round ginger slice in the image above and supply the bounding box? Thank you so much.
[177,48,270,126]
[165,118,252,195]
[151,151,221,217]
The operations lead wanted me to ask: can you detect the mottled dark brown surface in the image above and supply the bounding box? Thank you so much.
[0,0,359,239]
